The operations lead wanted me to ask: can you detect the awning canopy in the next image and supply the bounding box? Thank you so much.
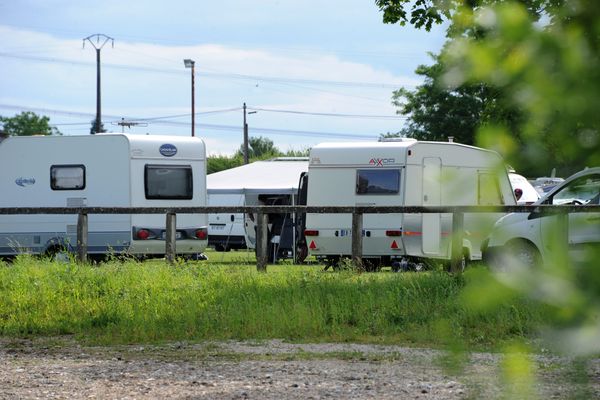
[207,158,308,195]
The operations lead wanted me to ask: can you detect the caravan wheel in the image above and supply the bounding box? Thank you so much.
[46,246,71,263]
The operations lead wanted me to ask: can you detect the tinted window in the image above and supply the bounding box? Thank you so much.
[356,169,400,195]
[51,165,86,190]
[145,165,193,200]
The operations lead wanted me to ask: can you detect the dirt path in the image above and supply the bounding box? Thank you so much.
[0,338,598,399]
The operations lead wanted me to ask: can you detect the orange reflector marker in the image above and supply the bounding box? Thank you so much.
[391,240,399,249]
[309,240,317,249]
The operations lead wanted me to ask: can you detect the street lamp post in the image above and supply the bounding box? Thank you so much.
[183,59,195,137]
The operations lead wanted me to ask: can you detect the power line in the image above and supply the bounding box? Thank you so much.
[0,104,379,140]
[0,52,407,90]
[248,107,406,120]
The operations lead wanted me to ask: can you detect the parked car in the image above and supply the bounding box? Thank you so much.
[509,172,541,205]
[530,176,565,196]
[482,167,600,269]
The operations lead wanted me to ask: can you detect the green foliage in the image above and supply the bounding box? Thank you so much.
[391,52,522,146]
[375,0,563,33]
[208,137,309,174]
[235,136,281,160]
[0,258,546,347]
[0,111,61,136]
[207,154,244,174]
[446,1,600,175]
[89,119,107,135]
[375,0,452,31]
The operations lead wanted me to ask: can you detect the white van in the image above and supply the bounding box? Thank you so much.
[483,167,600,268]
[207,193,247,251]
[304,140,516,269]
[0,133,208,259]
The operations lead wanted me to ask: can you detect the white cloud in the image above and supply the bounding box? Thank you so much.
[1,25,414,155]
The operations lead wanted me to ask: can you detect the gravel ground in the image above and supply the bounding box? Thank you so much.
[0,338,598,399]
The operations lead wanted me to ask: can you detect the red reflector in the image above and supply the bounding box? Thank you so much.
[391,240,399,249]
[136,229,150,240]
[304,230,319,236]
[195,229,208,240]
[386,230,402,237]
[309,240,317,249]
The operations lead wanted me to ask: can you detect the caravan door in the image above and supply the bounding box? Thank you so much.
[422,157,442,255]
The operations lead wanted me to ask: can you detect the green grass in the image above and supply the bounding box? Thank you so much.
[0,255,549,348]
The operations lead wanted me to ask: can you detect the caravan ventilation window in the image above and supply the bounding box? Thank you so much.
[356,169,400,195]
[478,172,503,205]
[51,165,86,190]
[145,165,193,200]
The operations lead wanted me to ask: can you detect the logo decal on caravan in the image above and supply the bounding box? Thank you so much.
[369,158,395,166]
[159,144,178,157]
[15,177,36,187]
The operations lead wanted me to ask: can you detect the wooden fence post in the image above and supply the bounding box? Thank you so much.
[165,212,176,264]
[77,211,88,264]
[352,211,363,270]
[256,211,269,272]
[450,212,464,273]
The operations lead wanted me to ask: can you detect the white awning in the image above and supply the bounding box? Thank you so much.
[207,158,308,195]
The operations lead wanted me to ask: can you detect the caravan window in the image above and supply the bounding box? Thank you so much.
[145,165,193,200]
[51,165,86,190]
[356,169,400,195]
[478,172,503,205]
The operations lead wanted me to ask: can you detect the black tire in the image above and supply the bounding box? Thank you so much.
[46,246,71,263]
[493,240,541,271]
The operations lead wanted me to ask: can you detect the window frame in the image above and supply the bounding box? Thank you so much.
[355,169,401,195]
[50,164,86,191]
[144,164,193,200]
[477,172,504,205]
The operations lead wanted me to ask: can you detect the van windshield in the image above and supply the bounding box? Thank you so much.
[356,169,400,195]
[145,165,193,200]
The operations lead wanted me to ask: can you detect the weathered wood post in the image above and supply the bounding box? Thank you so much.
[256,211,269,272]
[76,211,88,264]
[450,211,464,273]
[165,212,176,264]
[351,211,363,270]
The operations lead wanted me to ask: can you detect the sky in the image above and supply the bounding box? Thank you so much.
[0,0,447,155]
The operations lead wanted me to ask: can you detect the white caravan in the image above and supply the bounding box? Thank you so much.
[0,133,208,259]
[303,140,516,269]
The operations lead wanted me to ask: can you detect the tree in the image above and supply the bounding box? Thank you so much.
[207,155,244,174]
[0,111,61,136]
[89,119,107,135]
[445,1,600,176]
[235,136,282,160]
[375,0,563,32]
[390,52,522,146]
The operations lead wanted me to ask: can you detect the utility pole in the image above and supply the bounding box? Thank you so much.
[83,34,114,135]
[183,59,196,137]
[243,103,249,164]
[243,103,257,164]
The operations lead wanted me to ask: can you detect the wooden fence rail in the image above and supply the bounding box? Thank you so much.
[1,205,598,272]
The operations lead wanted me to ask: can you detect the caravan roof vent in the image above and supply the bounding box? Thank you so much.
[378,137,417,143]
